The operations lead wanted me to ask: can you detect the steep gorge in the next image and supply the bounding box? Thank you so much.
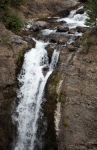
[1,0,97,150]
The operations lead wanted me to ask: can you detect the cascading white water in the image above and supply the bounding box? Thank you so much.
[13,39,59,150]
[57,6,87,29]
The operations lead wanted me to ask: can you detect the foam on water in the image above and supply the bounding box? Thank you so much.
[41,29,56,35]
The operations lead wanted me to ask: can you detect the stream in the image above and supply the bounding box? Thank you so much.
[12,5,87,150]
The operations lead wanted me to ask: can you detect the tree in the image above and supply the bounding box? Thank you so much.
[85,0,97,28]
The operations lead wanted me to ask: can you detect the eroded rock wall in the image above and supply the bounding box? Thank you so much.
[0,24,28,150]
[22,0,79,18]
[45,30,97,150]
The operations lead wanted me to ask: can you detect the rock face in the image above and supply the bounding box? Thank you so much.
[45,30,97,150]
[0,24,28,150]
[22,0,79,18]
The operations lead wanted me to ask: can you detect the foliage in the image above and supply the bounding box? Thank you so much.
[0,0,26,33]
[3,13,24,33]
[85,0,97,28]
[81,32,92,53]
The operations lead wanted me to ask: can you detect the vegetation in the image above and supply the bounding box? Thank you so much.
[85,0,97,28]
[0,0,26,33]
[3,13,24,33]
[81,32,92,53]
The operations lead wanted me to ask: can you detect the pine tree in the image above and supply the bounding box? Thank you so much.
[85,0,97,28]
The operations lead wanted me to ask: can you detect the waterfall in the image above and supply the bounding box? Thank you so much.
[13,39,59,150]
[12,4,88,150]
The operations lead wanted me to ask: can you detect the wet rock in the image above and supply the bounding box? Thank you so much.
[36,21,50,29]
[50,38,57,43]
[68,28,77,34]
[46,43,57,58]
[49,34,58,43]
[30,25,39,32]
[22,36,36,49]
[76,26,89,33]
[42,65,49,72]
[59,21,67,24]
[27,20,50,31]
[42,65,49,76]
[49,35,68,45]
[76,8,84,14]
[58,8,70,17]
[57,25,69,32]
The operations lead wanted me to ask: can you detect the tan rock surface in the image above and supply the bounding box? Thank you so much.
[46,30,97,150]
[0,24,28,150]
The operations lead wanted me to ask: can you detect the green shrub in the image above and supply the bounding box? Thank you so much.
[81,32,92,53]
[3,13,24,33]
[85,0,97,28]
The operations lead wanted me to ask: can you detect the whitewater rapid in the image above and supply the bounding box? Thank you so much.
[13,39,59,150]
[57,6,87,29]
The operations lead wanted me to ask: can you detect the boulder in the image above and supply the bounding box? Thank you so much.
[42,65,49,76]
[42,65,49,72]
[59,21,67,24]
[30,25,39,32]
[76,8,84,14]
[58,8,70,17]
[49,38,57,43]
[76,26,89,33]
[36,21,50,29]
[46,43,57,64]
[25,20,50,32]
[46,44,57,57]
[57,25,69,32]
[49,35,68,45]
[68,28,76,34]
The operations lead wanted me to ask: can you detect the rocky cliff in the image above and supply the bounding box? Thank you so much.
[22,0,78,18]
[45,29,97,150]
[0,24,28,150]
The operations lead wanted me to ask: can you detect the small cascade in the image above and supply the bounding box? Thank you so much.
[57,6,87,29]
[13,40,59,150]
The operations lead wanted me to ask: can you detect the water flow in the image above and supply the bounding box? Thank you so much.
[13,39,59,150]
[57,6,87,29]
